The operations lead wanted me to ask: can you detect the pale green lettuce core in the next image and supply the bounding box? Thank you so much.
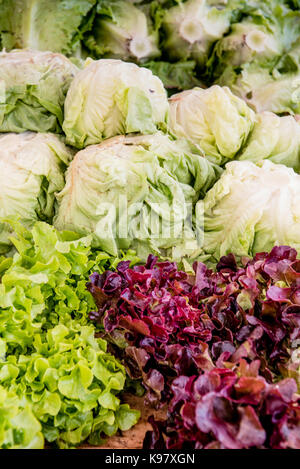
[0,132,73,254]
[0,0,96,55]
[0,49,79,133]
[162,0,232,67]
[54,132,222,261]
[0,221,140,448]
[239,112,300,171]
[62,58,169,149]
[201,160,300,261]
[168,85,255,166]
[85,0,160,62]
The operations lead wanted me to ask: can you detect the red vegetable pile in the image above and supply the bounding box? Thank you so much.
[87,246,300,448]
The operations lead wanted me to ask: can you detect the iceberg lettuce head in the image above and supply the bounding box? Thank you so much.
[54,132,221,260]
[201,160,300,261]
[169,85,255,165]
[62,59,169,148]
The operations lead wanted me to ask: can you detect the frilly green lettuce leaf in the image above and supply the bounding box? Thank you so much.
[0,385,44,449]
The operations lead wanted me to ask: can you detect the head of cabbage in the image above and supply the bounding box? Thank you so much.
[62,59,169,149]
[0,49,79,134]
[0,132,73,254]
[54,133,222,261]
[169,85,255,165]
[200,160,300,262]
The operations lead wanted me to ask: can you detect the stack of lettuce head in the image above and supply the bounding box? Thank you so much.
[0,0,96,55]
[0,132,73,254]
[54,132,221,261]
[62,58,169,148]
[200,160,300,261]
[168,85,255,165]
[0,49,79,133]
[84,0,160,63]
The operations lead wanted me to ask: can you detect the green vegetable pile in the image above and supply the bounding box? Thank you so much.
[1,0,300,450]
[0,221,140,448]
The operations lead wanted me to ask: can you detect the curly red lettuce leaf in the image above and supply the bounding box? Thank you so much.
[87,247,300,406]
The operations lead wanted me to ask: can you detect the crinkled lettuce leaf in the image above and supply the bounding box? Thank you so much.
[84,0,160,63]
[62,58,169,148]
[169,85,255,165]
[161,0,233,69]
[218,64,300,115]
[144,60,203,92]
[209,1,300,115]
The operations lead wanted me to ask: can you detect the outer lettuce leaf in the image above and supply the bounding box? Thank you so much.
[0,132,73,254]
[0,385,44,449]
[0,50,79,133]
[239,112,300,171]
[169,85,255,165]
[0,0,96,55]
[0,321,140,448]
[201,160,300,261]
[54,133,222,261]
[62,58,169,148]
